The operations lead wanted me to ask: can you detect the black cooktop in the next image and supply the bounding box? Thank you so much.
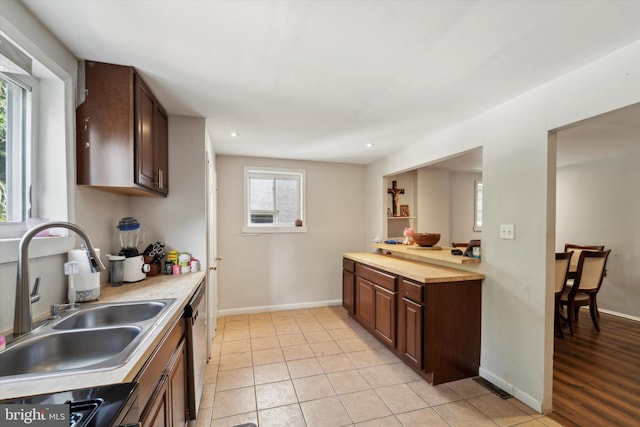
[0,382,138,427]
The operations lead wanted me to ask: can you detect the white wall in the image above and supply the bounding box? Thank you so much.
[75,188,131,282]
[450,171,482,244]
[130,116,208,264]
[556,153,640,318]
[365,41,640,412]
[216,155,366,313]
[416,168,450,245]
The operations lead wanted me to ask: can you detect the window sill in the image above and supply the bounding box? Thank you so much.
[242,226,309,234]
[0,236,76,264]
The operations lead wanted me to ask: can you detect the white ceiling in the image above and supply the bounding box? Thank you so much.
[20,0,640,165]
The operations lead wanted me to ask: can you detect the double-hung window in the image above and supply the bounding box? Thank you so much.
[244,167,306,232]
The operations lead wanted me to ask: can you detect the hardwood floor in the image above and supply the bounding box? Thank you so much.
[550,309,640,427]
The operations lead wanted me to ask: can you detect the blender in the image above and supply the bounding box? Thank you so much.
[118,217,141,257]
[114,217,149,282]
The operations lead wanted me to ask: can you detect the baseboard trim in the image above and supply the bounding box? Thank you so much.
[218,299,342,317]
[598,308,640,322]
[478,368,543,414]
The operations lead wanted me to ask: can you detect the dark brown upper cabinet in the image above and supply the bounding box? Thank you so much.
[76,60,168,197]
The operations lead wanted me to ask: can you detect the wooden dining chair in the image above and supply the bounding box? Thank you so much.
[559,249,611,335]
[564,243,606,317]
[554,252,573,338]
[564,243,605,279]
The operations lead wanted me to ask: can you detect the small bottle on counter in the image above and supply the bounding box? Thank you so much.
[165,260,174,275]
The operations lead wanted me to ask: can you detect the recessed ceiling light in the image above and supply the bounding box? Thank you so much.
[230,132,238,138]
[366,143,375,148]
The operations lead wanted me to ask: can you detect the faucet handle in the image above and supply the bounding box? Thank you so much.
[30,277,41,303]
[50,303,75,319]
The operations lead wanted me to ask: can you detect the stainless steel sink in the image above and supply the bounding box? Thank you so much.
[0,327,142,376]
[53,301,168,329]
[0,299,175,381]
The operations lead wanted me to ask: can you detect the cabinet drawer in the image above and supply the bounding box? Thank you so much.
[343,258,356,273]
[356,263,396,292]
[401,279,423,304]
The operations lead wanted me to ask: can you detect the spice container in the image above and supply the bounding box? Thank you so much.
[165,261,174,275]
[179,252,191,267]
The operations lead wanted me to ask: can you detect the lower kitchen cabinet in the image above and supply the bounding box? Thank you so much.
[355,277,375,330]
[138,317,188,427]
[343,256,482,385]
[140,379,169,427]
[373,285,396,347]
[169,339,188,427]
[342,258,355,315]
[398,278,424,370]
[354,263,398,349]
[399,297,422,369]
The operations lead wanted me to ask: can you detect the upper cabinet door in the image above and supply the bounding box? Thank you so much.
[154,105,169,194]
[76,60,169,197]
[136,77,156,191]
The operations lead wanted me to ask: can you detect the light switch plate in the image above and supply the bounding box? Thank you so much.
[500,224,515,239]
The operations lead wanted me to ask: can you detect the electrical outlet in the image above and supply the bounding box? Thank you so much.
[500,224,515,239]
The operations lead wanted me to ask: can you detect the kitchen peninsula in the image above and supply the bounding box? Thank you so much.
[343,247,484,385]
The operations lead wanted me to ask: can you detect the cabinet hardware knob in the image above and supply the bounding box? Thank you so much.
[210,266,217,271]
[215,257,222,261]
[85,142,90,149]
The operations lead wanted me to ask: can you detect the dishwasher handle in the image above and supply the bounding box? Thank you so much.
[184,281,205,318]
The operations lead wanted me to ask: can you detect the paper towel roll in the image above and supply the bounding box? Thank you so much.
[68,248,101,301]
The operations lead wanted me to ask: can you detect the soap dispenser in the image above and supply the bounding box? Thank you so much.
[64,260,79,309]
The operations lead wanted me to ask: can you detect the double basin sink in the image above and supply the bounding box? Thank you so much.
[0,299,175,381]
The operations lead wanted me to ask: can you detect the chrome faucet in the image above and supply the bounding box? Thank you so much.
[14,221,106,336]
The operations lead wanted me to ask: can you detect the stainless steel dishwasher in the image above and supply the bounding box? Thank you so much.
[184,280,207,420]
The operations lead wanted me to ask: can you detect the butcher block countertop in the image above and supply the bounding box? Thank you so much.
[344,252,484,283]
[0,271,206,400]
[371,243,481,265]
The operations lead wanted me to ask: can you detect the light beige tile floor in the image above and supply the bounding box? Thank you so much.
[198,306,564,427]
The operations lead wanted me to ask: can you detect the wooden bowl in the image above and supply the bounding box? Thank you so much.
[412,233,441,247]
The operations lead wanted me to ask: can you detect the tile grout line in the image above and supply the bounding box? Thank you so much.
[209,306,552,427]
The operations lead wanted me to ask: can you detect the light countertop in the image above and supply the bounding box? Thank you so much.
[344,252,484,283]
[0,271,205,400]
[371,243,481,265]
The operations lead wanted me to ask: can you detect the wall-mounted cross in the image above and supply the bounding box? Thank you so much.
[387,180,405,217]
